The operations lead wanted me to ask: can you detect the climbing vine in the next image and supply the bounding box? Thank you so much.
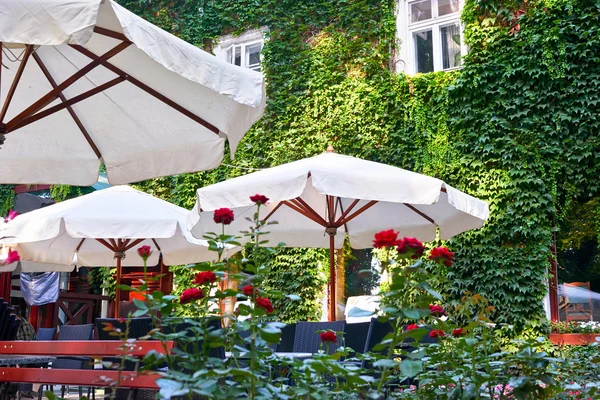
[118,0,600,327]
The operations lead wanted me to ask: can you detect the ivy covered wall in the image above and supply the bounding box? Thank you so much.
[112,0,600,327]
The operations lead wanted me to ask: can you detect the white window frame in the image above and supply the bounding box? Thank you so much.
[215,28,267,73]
[396,0,467,74]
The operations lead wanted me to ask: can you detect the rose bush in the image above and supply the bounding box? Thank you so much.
[111,201,597,400]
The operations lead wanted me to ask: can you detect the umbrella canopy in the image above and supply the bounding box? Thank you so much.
[0,186,222,267]
[188,150,490,320]
[0,0,266,185]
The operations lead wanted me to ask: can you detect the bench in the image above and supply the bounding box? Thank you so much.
[0,340,174,389]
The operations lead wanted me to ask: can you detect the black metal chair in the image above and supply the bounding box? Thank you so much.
[276,323,296,352]
[0,300,11,340]
[41,324,95,400]
[162,317,225,360]
[364,318,394,353]
[95,317,153,340]
[36,328,56,341]
[292,321,346,355]
[96,318,155,400]
[343,321,371,356]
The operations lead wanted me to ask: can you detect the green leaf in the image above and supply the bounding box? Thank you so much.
[399,359,423,377]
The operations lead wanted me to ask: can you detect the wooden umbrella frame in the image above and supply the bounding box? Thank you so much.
[260,183,445,321]
[0,27,219,153]
[75,237,162,318]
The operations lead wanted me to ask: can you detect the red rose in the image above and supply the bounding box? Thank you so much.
[429,329,445,338]
[429,247,454,267]
[373,229,399,249]
[452,328,465,337]
[396,237,425,259]
[137,245,152,261]
[255,297,274,313]
[429,304,446,316]
[249,194,269,205]
[4,210,17,223]
[194,271,217,285]
[1,249,19,266]
[213,208,234,225]
[320,331,337,343]
[405,324,419,331]
[242,285,254,296]
[117,318,126,323]
[180,288,204,304]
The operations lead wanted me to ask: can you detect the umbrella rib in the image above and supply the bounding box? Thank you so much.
[93,27,131,44]
[326,195,335,225]
[10,77,125,132]
[261,202,283,223]
[31,52,103,159]
[124,238,145,252]
[333,198,359,226]
[290,198,328,226]
[151,239,162,252]
[69,45,220,135]
[282,200,326,227]
[0,45,33,124]
[403,203,435,224]
[337,200,378,226]
[5,41,131,131]
[96,238,115,251]
[75,238,86,252]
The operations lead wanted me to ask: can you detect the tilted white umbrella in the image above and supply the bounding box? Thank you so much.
[0,186,229,316]
[0,0,265,185]
[188,149,490,320]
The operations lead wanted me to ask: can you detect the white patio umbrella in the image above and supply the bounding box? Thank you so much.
[188,149,490,320]
[0,0,265,185]
[0,186,230,316]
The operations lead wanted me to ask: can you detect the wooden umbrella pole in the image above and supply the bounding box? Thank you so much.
[327,229,336,321]
[114,255,122,318]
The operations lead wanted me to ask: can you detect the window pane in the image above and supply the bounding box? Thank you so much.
[438,0,460,16]
[410,0,432,23]
[441,23,462,69]
[226,47,233,64]
[246,43,262,71]
[234,46,242,66]
[414,30,433,73]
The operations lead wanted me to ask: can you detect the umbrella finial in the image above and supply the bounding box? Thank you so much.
[326,144,335,153]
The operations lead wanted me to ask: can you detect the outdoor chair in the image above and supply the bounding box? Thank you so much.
[0,300,17,340]
[162,317,226,360]
[276,323,296,352]
[564,282,593,321]
[36,327,56,341]
[96,318,154,400]
[95,317,153,340]
[293,321,346,355]
[17,327,55,399]
[41,324,95,400]
[343,321,371,358]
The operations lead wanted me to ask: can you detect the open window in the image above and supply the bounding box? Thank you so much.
[215,28,267,72]
[397,0,465,74]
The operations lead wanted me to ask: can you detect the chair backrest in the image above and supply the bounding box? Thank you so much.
[364,318,394,354]
[161,317,225,359]
[293,321,346,354]
[276,323,296,352]
[57,324,94,341]
[343,321,371,355]
[96,318,153,340]
[0,301,10,340]
[37,327,56,341]
[7,316,20,341]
